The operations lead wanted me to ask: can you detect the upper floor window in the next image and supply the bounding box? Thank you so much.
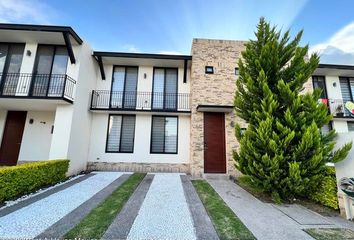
[205,66,214,74]
[152,68,178,110]
[110,66,138,109]
[312,76,327,99]
[151,116,178,154]
[106,115,136,153]
[0,43,25,95]
[30,45,69,97]
[235,67,239,75]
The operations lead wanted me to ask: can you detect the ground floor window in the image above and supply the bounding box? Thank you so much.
[150,116,178,154]
[106,114,135,153]
[348,122,354,132]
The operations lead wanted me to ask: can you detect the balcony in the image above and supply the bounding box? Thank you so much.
[0,73,76,103]
[90,90,191,113]
[325,99,354,118]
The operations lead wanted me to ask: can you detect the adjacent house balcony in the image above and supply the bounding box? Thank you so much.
[324,99,354,118]
[90,90,191,113]
[0,73,76,103]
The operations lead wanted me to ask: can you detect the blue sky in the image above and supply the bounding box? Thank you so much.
[1,0,354,64]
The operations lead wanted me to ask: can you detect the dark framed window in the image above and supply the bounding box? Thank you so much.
[150,116,178,154]
[235,67,239,75]
[106,114,136,153]
[312,76,328,99]
[152,67,178,110]
[205,66,214,74]
[348,122,354,132]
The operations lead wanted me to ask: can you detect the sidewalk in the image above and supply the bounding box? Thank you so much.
[207,178,354,240]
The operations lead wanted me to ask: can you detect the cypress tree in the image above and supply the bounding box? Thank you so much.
[234,18,352,201]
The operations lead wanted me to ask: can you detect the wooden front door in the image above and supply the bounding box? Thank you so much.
[204,112,226,173]
[0,111,27,166]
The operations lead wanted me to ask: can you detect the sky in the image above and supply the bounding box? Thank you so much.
[1,0,354,64]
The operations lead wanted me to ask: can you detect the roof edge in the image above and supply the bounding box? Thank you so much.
[318,64,354,71]
[93,51,192,60]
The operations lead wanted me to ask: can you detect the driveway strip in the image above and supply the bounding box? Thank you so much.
[37,174,131,239]
[102,174,154,240]
[0,172,124,239]
[181,175,219,240]
[0,173,94,218]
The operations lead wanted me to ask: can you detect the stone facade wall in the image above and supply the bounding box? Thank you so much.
[87,162,190,173]
[190,39,247,178]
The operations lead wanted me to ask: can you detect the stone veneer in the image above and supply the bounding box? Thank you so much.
[190,38,313,178]
[87,162,189,173]
[190,39,247,178]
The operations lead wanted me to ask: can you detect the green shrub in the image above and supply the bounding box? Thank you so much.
[0,160,69,202]
[309,167,339,209]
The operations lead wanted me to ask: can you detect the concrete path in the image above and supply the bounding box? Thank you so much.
[127,173,197,240]
[0,172,124,239]
[208,178,354,240]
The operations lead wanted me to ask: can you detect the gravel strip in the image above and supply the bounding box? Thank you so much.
[37,174,131,239]
[127,173,196,240]
[0,172,123,239]
[102,174,154,240]
[0,174,93,218]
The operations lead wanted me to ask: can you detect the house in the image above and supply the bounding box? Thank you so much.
[1,24,354,217]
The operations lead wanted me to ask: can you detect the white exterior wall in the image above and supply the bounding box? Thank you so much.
[88,113,190,164]
[19,111,55,161]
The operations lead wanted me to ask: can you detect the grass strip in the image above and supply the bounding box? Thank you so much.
[65,173,146,239]
[304,228,354,240]
[192,180,256,240]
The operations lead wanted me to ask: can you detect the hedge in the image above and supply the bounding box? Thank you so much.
[309,167,339,209]
[0,160,69,202]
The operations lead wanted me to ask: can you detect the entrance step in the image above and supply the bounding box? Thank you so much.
[203,174,230,180]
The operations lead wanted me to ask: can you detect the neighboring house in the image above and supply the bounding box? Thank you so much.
[0,24,353,204]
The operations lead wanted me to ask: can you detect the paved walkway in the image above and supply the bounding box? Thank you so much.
[0,172,124,239]
[208,178,354,240]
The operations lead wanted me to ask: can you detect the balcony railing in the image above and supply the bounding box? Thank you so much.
[323,98,354,117]
[0,73,76,102]
[90,90,191,112]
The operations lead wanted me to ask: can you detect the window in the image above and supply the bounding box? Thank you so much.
[235,67,239,75]
[152,68,178,110]
[106,115,136,153]
[348,122,354,132]
[339,77,354,116]
[110,66,138,109]
[312,76,327,99]
[320,122,332,134]
[151,116,178,154]
[205,66,214,74]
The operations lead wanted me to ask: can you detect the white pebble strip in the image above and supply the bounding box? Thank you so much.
[127,173,196,240]
[0,172,123,239]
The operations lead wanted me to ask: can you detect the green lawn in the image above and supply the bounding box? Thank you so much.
[304,228,354,240]
[192,180,256,240]
[64,173,146,239]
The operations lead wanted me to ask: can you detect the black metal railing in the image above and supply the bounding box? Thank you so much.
[0,73,76,101]
[323,98,354,117]
[91,90,191,112]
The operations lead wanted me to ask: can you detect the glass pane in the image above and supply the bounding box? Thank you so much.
[165,69,177,109]
[152,69,164,109]
[151,117,165,153]
[313,76,327,99]
[2,44,25,95]
[164,117,177,153]
[0,44,8,73]
[348,122,354,132]
[123,67,138,109]
[120,116,135,152]
[110,67,125,108]
[32,46,54,96]
[48,47,68,96]
[107,115,122,151]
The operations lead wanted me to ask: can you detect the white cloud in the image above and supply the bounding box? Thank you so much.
[310,22,354,65]
[121,44,140,53]
[0,0,53,24]
[158,51,183,55]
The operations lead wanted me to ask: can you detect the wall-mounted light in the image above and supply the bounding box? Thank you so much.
[144,73,147,79]
[333,82,337,87]
[29,119,34,124]
[26,50,31,56]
